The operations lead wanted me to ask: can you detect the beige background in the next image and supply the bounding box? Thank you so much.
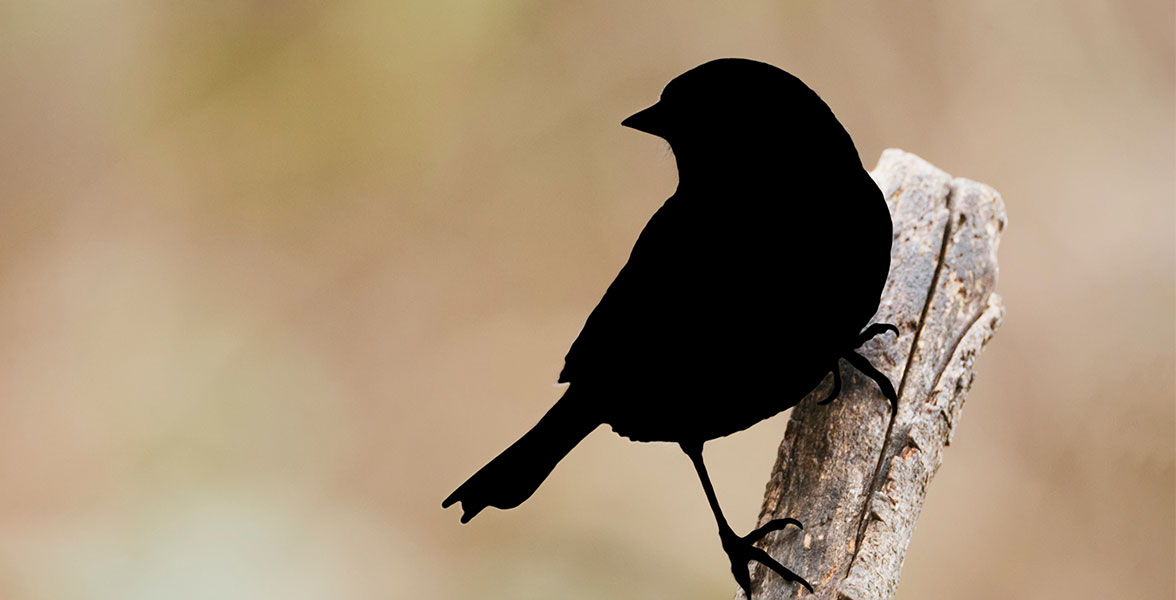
[1,1,1172,598]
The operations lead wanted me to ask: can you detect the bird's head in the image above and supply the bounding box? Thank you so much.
[622,58,860,173]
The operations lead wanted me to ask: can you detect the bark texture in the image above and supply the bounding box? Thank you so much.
[740,149,1006,600]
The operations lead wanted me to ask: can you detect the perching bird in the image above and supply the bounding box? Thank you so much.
[443,58,897,598]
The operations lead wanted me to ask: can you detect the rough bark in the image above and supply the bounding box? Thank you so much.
[739,149,1006,600]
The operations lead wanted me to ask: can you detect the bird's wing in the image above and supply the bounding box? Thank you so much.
[557,197,820,385]
[558,202,685,384]
[558,172,890,387]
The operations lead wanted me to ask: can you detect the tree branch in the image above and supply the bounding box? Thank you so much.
[741,149,1006,600]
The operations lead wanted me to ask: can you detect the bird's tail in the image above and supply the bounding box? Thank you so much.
[442,388,598,523]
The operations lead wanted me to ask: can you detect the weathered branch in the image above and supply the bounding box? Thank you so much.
[741,150,1006,600]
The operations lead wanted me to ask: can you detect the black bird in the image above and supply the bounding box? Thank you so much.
[443,58,897,598]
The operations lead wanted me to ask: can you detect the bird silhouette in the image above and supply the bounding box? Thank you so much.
[443,58,897,598]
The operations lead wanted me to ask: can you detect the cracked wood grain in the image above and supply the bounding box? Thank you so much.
[738,149,1006,600]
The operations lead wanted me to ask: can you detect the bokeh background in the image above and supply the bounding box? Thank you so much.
[1,0,1172,598]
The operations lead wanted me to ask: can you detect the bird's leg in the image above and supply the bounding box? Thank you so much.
[855,322,899,348]
[818,360,842,405]
[681,441,812,599]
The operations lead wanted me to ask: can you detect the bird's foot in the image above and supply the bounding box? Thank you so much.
[844,350,898,413]
[819,323,899,413]
[822,324,900,407]
[721,519,811,599]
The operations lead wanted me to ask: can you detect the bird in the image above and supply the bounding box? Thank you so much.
[443,58,897,598]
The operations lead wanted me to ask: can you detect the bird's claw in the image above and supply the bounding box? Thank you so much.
[822,324,900,407]
[722,521,812,599]
[743,517,804,544]
[844,350,898,413]
[818,362,841,405]
[855,322,900,348]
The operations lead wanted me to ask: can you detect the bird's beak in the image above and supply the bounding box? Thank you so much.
[622,102,668,137]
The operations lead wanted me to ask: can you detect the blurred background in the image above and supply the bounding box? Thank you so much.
[0,0,1172,598]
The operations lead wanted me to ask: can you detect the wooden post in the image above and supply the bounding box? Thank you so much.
[741,150,1006,600]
